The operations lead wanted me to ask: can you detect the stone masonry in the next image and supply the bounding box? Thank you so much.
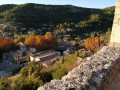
[38,46,120,90]
[110,0,120,47]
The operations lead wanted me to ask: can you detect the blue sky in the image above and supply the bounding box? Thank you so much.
[0,0,116,9]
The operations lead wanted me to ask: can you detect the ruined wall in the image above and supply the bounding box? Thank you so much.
[38,46,120,90]
[110,0,120,47]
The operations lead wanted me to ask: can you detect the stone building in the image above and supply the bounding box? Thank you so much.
[30,50,60,63]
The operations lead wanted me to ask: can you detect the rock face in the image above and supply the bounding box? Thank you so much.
[38,46,120,90]
[110,0,120,47]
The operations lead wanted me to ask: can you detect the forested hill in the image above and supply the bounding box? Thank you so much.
[0,3,115,28]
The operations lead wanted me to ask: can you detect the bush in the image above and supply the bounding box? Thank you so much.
[20,67,29,77]
[0,81,8,90]
[75,50,90,58]
[100,28,111,44]
[11,76,43,90]
[12,67,22,75]
[52,66,67,79]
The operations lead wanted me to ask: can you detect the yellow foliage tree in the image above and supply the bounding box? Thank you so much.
[85,38,104,52]
[24,32,58,50]
[0,36,14,51]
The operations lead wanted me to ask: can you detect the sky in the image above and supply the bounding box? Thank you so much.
[0,0,116,9]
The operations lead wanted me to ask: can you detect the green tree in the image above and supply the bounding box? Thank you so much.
[72,41,78,47]
[75,51,79,57]
[52,66,67,79]
[0,81,8,90]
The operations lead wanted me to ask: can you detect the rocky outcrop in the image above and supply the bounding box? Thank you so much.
[38,46,120,90]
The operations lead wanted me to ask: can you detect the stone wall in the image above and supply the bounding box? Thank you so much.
[97,57,120,90]
[110,0,120,47]
[38,46,120,90]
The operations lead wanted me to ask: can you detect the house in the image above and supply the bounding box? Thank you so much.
[75,24,79,28]
[3,42,27,63]
[2,53,11,62]
[38,29,42,32]
[21,28,26,31]
[3,49,33,64]
[63,36,69,42]
[2,51,21,63]
[48,28,52,30]
[3,32,9,37]
[42,27,47,30]
[28,30,36,34]
[49,25,54,27]
[19,42,27,51]
[42,59,56,67]
[29,47,37,52]
[43,24,47,26]
[30,50,60,63]
[84,33,89,36]
[67,28,73,32]
[3,25,10,29]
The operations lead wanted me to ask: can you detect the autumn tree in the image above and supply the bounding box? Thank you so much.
[0,36,14,51]
[72,41,79,47]
[85,38,104,53]
[24,32,58,50]
[24,36,36,47]
[14,39,20,44]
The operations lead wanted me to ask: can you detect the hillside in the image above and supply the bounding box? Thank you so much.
[0,4,16,13]
[0,3,114,28]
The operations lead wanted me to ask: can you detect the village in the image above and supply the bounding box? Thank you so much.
[0,22,93,77]
[0,1,115,89]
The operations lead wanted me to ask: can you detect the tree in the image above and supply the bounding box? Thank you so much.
[73,41,78,47]
[45,32,52,37]
[85,38,104,52]
[14,35,18,39]
[18,36,25,42]
[52,66,67,79]
[0,36,14,51]
[15,26,19,32]
[0,81,8,90]
[89,14,101,23]
[14,39,20,44]
[75,51,79,57]
[24,36,36,47]
[25,32,58,50]
[20,67,29,77]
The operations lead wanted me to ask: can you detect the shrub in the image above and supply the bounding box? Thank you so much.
[100,28,111,44]
[75,51,79,57]
[0,81,8,90]
[12,67,22,75]
[52,66,67,79]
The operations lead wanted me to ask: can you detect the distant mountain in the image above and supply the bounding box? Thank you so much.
[0,4,16,13]
[0,3,115,29]
[0,4,100,27]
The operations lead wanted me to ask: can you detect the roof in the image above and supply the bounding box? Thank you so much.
[31,50,56,58]
[40,53,60,62]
